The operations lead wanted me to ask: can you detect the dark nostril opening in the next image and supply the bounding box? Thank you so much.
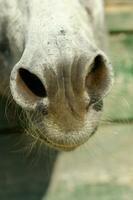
[86,54,111,103]
[19,68,47,98]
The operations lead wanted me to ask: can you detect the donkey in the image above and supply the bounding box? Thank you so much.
[0,0,113,198]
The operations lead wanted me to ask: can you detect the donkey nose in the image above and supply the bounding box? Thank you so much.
[10,52,112,110]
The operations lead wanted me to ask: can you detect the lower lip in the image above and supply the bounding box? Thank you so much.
[39,135,82,151]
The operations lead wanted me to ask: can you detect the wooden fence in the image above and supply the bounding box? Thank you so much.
[103,0,133,121]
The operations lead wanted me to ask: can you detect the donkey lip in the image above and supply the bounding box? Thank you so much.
[36,134,86,151]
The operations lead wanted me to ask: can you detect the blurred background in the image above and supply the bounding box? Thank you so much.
[44,0,133,199]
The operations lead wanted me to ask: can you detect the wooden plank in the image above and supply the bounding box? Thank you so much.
[105,0,133,33]
[105,0,133,32]
[105,0,133,5]
[45,124,133,200]
[103,33,133,121]
[106,11,133,33]
[105,5,133,13]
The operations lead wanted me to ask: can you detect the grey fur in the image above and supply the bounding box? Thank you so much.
[0,0,113,151]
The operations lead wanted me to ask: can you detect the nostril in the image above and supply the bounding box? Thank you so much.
[18,68,47,98]
[85,54,112,103]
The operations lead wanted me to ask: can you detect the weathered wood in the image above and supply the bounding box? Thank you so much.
[105,0,133,120]
[105,0,133,5]
[105,0,133,33]
[106,11,133,33]
[44,124,133,200]
[103,33,133,121]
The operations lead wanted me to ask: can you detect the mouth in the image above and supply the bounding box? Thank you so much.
[42,137,81,151]
[28,126,98,151]
[29,133,87,151]
[42,136,86,151]
[25,106,101,151]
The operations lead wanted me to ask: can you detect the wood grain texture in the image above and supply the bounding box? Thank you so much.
[105,0,133,5]
[106,12,133,33]
[103,34,133,121]
[105,0,133,32]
